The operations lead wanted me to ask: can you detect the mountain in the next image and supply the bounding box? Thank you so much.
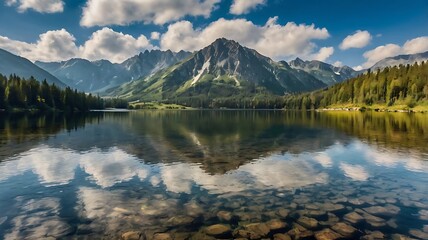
[289,58,358,85]
[0,49,66,87]
[370,51,428,70]
[36,58,128,93]
[121,49,191,80]
[108,38,326,101]
[35,50,191,93]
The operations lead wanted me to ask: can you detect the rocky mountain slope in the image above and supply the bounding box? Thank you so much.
[108,38,327,101]
[289,58,358,86]
[36,50,191,93]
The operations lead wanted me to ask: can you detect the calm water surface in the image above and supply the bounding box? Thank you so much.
[0,111,427,239]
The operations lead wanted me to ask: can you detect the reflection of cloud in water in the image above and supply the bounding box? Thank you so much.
[80,148,149,188]
[160,154,328,194]
[160,163,248,194]
[313,153,333,168]
[4,197,71,240]
[0,147,79,185]
[362,143,428,172]
[340,163,369,181]
[240,156,328,189]
[0,146,149,188]
[76,187,179,233]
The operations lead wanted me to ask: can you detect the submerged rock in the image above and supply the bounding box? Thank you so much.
[343,211,364,224]
[238,223,271,239]
[153,233,173,240]
[273,233,292,240]
[122,231,142,240]
[420,210,428,221]
[391,234,417,240]
[363,205,400,216]
[266,219,287,230]
[276,208,290,218]
[361,231,385,240]
[166,215,194,226]
[409,229,428,239]
[217,211,232,222]
[315,228,342,240]
[205,224,231,236]
[319,213,340,227]
[297,216,319,229]
[331,222,357,237]
[355,209,386,227]
[287,224,314,239]
[322,203,345,212]
[348,199,365,206]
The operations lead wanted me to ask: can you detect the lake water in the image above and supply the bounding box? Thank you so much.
[0,110,427,240]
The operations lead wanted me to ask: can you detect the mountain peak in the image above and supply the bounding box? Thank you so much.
[210,38,241,48]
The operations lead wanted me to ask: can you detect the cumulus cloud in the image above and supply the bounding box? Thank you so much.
[79,27,154,63]
[361,36,428,68]
[362,44,401,68]
[230,0,266,15]
[340,30,372,50]
[333,61,343,67]
[5,0,64,13]
[402,36,428,54]
[150,32,160,40]
[160,17,331,60]
[0,28,153,63]
[0,29,78,62]
[80,0,220,27]
[311,46,334,61]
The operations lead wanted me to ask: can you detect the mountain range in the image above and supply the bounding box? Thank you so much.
[108,38,330,101]
[35,50,191,93]
[1,38,427,101]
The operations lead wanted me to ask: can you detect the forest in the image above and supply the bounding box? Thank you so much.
[283,61,428,110]
[0,74,127,112]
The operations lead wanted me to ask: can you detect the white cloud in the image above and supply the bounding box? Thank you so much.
[230,0,266,15]
[402,36,428,54]
[340,30,372,50]
[353,65,364,71]
[5,0,64,13]
[150,32,160,40]
[311,46,334,61]
[79,27,154,63]
[0,28,153,63]
[0,29,78,62]
[80,0,220,27]
[362,44,402,68]
[160,17,331,60]
[333,61,343,67]
[361,36,428,68]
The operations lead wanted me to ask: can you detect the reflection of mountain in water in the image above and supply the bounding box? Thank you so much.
[1,111,427,174]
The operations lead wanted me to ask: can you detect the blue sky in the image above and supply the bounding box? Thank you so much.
[0,0,427,69]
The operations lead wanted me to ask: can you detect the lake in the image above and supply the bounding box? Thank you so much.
[0,110,427,240]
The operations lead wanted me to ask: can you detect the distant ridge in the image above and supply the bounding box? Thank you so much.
[370,51,428,70]
[0,49,66,87]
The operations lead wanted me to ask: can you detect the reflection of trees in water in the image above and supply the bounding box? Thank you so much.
[1,111,426,172]
[0,112,104,160]
[314,111,428,153]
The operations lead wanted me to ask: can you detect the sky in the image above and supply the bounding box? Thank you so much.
[0,0,427,69]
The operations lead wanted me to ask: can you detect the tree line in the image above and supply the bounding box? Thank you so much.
[0,74,128,112]
[283,61,428,110]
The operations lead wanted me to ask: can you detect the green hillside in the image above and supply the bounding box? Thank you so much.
[284,62,428,111]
